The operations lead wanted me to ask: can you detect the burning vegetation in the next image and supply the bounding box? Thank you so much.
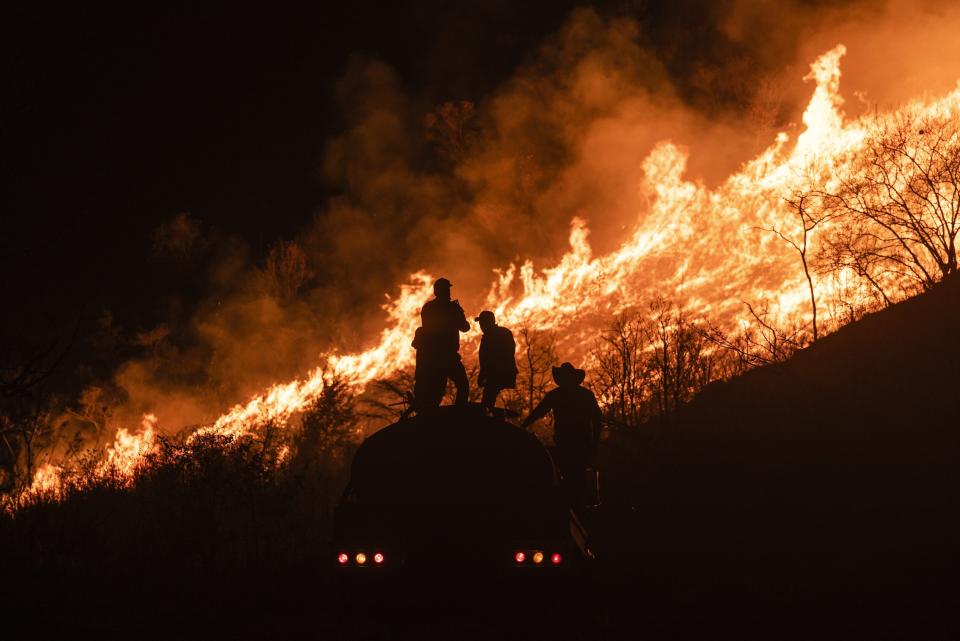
[4,39,960,509]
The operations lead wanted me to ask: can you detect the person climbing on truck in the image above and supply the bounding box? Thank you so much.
[522,362,602,510]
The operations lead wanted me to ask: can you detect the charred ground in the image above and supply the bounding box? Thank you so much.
[4,274,960,639]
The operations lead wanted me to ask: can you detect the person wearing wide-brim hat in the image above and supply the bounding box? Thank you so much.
[522,362,602,509]
[551,362,586,386]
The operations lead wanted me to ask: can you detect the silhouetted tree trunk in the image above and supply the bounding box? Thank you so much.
[1,324,74,493]
[593,311,647,428]
[766,192,832,341]
[645,298,711,420]
[516,322,556,416]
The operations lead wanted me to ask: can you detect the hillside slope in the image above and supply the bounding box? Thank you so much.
[596,276,960,636]
[679,273,960,468]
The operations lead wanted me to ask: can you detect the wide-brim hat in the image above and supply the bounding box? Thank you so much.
[552,362,585,386]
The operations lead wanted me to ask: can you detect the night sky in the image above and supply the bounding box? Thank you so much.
[2,2,605,318]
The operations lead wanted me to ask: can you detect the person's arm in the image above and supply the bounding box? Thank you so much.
[477,339,487,387]
[420,301,430,329]
[522,392,553,428]
[453,301,470,332]
[506,329,519,373]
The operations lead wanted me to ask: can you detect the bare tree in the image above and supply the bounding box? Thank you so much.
[514,321,557,416]
[362,370,416,421]
[0,324,75,492]
[645,298,715,420]
[812,111,960,303]
[703,301,807,369]
[0,400,52,492]
[63,384,126,448]
[763,192,832,341]
[591,300,718,427]
[592,310,648,428]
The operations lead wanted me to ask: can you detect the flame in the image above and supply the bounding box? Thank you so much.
[12,414,157,507]
[98,413,158,480]
[17,44,960,501]
[187,273,434,442]
[27,463,65,498]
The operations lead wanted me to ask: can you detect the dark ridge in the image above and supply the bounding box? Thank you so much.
[676,271,960,466]
[596,273,960,637]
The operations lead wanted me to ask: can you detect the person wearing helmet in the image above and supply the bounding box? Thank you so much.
[412,278,470,409]
[475,310,518,416]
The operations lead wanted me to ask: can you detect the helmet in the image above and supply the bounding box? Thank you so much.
[474,310,496,325]
[433,278,452,294]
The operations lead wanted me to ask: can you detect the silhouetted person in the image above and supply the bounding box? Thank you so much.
[522,362,602,509]
[475,310,518,416]
[410,327,435,412]
[413,278,470,409]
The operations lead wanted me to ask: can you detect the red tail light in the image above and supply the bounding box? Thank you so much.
[514,551,526,563]
[337,553,349,565]
[373,552,385,564]
[551,553,562,565]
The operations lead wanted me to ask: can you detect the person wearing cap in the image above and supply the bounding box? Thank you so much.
[475,310,518,416]
[522,362,602,508]
[413,277,470,408]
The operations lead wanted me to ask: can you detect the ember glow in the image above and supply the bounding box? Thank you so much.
[17,44,960,501]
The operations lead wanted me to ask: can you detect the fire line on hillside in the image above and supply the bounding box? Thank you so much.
[19,43,960,503]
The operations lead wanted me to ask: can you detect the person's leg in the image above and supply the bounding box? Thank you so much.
[414,366,444,411]
[480,385,498,414]
[557,449,588,512]
[432,368,448,407]
[450,358,469,405]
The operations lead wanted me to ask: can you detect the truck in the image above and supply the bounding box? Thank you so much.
[332,405,593,574]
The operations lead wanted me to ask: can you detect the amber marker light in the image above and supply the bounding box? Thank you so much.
[356,552,367,565]
[532,551,544,564]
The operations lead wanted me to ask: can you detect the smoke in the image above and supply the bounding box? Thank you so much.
[68,1,960,439]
